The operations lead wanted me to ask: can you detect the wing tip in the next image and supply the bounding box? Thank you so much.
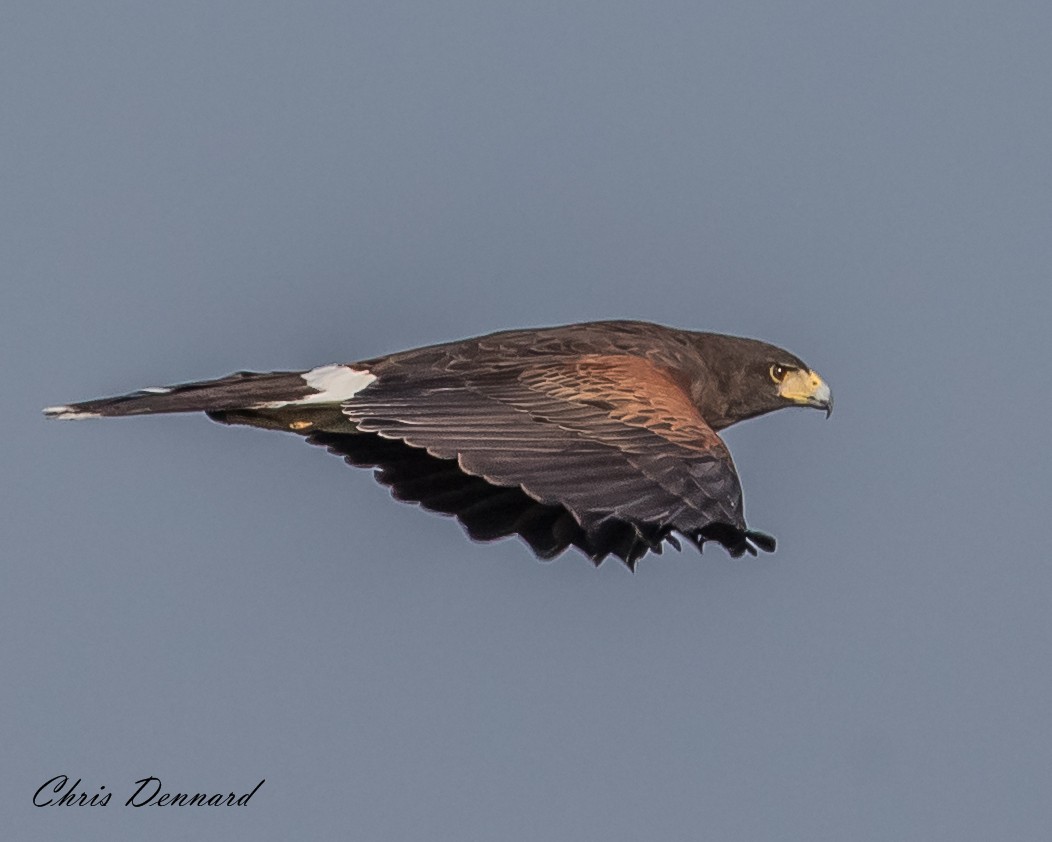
[745,530,777,554]
[691,524,777,558]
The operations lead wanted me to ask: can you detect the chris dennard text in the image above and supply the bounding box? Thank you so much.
[34,775,265,807]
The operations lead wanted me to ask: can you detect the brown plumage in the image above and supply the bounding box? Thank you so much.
[44,320,832,568]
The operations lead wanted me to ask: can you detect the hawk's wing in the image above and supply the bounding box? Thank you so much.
[314,354,771,566]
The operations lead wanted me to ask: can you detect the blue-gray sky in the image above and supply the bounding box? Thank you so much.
[4,2,1051,839]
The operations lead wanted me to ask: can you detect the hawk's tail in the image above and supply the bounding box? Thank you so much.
[43,365,377,419]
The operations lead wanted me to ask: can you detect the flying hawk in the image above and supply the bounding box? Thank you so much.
[44,320,832,568]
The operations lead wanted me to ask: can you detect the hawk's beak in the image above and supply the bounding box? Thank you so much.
[779,369,833,418]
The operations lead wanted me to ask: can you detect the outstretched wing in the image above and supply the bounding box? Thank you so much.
[331,353,771,565]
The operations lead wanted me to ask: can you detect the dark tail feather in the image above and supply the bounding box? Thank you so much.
[43,370,311,419]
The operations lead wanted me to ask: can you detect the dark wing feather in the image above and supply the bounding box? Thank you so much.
[212,405,656,564]
[338,354,769,562]
[304,431,638,563]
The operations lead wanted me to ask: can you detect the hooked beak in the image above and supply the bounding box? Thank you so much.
[778,369,833,418]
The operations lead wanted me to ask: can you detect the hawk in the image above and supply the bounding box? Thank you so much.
[44,320,832,568]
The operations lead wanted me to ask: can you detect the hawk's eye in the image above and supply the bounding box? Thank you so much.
[770,364,792,383]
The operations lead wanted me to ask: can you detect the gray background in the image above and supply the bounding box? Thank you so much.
[3,2,1050,840]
